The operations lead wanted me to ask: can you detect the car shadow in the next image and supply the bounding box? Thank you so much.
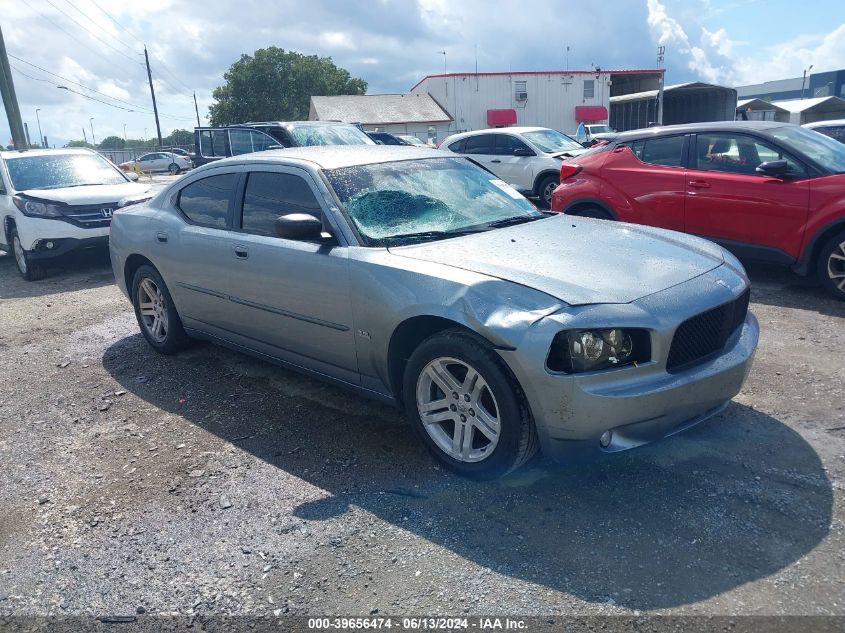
[0,248,114,299]
[744,262,845,318]
[102,333,833,611]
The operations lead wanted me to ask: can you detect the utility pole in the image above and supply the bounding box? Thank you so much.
[23,121,31,146]
[801,64,813,99]
[36,108,43,148]
[193,92,201,127]
[656,45,666,126]
[0,25,27,149]
[144,46,163,147]
[89,117,96,146]
[82,127,87,144]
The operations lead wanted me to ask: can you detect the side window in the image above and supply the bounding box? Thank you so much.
[494,135,531,155]
[240,172,323,237]
[463,134,494,155]
[818,126,845,144]
[447,138,466,153]
[695,134,805,176]
[198,130,228,157]
[629,135,685,167]
[229,129,276,156]
[178,173,237,228]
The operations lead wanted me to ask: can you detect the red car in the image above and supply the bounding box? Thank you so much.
[550,121,845,300]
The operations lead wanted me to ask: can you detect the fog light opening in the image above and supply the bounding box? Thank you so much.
[599,431,613,448]
[45,241,54,249]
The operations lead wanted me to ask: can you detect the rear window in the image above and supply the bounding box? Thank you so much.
[629,135,685,167]
[178,173,237,228]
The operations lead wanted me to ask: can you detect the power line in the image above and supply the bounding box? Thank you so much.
[41,0,144,68]
[11,64,136,112]
[9,54,195,121]
[83,0,196,97]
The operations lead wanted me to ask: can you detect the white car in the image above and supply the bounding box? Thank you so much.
[440,127,589,207]
[574,123,616,145]
[803,119,845,144]
[0,148,152,280]
[120,151,191,175]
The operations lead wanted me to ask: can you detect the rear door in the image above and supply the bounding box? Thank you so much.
[224,167,359,382]
[684,132,810,261]
[492,134,536,191]
[600,134,687,231]
[458,134,499,176]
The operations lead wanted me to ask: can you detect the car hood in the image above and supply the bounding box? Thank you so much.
[550,148,589,158]
[389,215,726,305]
[19,182,151,205]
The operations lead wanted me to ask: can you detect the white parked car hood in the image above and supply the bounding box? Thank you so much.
[19,182,151,205]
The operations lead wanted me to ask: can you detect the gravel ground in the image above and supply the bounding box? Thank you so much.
[0,240,843,625]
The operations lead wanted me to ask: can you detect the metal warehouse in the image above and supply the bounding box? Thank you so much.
[609,82,738,132]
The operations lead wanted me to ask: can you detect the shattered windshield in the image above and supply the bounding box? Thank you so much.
[288,124,375,146]
[325,157,541,245]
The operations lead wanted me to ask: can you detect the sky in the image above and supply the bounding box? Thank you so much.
[2,0,845,147]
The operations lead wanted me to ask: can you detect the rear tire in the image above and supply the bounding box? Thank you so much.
[403,329,538,479]
[168,163,180,175]
[571,206,613,220]
[536,175,559,209]
[131,265,190,354]
[817,230,845,301]
[10,228,47,281]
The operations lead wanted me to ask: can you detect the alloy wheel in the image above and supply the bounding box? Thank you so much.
[137,277,169,343]
[415,357,501,463]
[542,180,557,206]
[827,239,845,293]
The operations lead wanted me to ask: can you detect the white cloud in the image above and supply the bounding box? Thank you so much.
[319,31,357,50]
[97,81,131,101]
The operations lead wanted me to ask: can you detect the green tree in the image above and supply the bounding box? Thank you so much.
[208,47,367,125]
[163,129,193,146]
[64,140,94,148]
[98,135,126,150]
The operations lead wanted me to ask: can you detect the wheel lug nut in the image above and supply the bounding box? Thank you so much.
[450,404,457,411]
[459,414,467,422]
[469,409,475,417]
[452,392,458,399]
[463,394,471,402]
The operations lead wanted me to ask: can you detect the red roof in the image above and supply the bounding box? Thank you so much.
[409,69,664,92]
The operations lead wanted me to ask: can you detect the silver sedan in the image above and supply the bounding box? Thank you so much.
[109,146,759,478]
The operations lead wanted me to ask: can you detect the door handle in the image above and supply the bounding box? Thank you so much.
[688,180,711,189]
[232,245,249,259]
[156,232,168,243]
[491,159,502,163]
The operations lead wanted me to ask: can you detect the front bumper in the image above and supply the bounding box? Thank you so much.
[499,266,759,462]
[28,235,109,260]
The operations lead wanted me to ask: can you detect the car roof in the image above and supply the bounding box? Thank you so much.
[610,120,790,141]
[244,120,360,128]
[803,119,845,128]
[446,126,552,140]
[0,147,97,160]
[193,145,452,171]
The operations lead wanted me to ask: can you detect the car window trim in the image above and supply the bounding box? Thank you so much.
[689,132,809,179]
[463,134,494,155]
[624,134,689,169]
[233,166,328,240]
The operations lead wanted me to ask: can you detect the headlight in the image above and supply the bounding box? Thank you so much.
[547,328,651,373]
[13,197,63,218]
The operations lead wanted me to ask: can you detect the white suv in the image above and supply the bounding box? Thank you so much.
[440,127,588,207]
[1,148,151,280]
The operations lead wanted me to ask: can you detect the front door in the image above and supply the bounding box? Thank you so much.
[492,134,536,191]
[224,167,359,383]
[684,132,810,261]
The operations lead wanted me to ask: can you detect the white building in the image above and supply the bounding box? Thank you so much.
[309,93,452,143]
[409,70,662,136]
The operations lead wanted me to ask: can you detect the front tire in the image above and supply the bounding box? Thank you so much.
[131,265,190,354]
[10,228,47,281]
[818,230,845,300]
[537,175,559,209]
[403,329,537,479]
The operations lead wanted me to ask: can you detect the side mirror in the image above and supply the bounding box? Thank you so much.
[513,147,535,157]
[756,159,788,177]
[126,172,139,182]
[275,214,325,241]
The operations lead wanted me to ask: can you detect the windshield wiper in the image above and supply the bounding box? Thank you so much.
[486,215,543,228]
[383,229,482,243]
